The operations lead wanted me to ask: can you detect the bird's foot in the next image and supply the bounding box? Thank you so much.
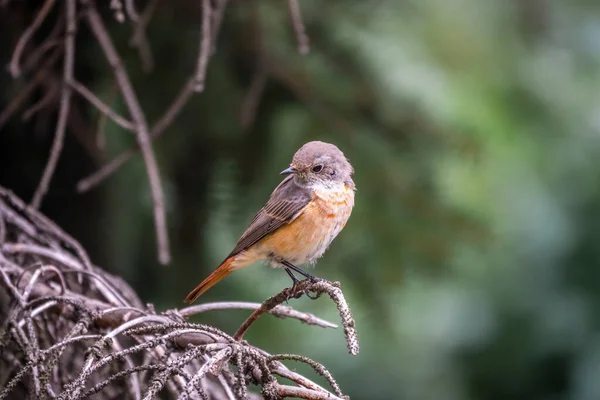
[283,266,323,301]
[304,287,319,300]
[286,277,321,301]
[286,277,304,302]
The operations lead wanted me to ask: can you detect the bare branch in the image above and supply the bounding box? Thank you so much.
[124,0,140,22]
[234,279,359,355]
[129,0,159,73]
[68,79,136,131]
[85,1,171,265]
[277,384,346,400]
[22,80,59,121]
[1,185,353,399]
[240,67,268,129]
[0,49,61,132]
[30,0,76,210]
[287,0,310,55]
[76,78,197,193]
[21,11,64,74]
[9,0,57,78]
[268,354,344,398]
[180,301,338,329]
[194,0,213,92]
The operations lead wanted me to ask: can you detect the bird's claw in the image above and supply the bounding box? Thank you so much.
[285,277,320,302]
[285,278,303,303]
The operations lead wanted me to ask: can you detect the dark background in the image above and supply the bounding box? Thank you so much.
[2,1,600,399]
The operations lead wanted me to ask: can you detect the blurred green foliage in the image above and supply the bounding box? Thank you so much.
[4,0,600,398]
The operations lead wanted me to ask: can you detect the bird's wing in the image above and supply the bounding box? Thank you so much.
[229,175,312,256]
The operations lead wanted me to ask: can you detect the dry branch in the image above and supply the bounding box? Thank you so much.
[129,0,159,73]
[85,1,171,265]
[234,279,359,356]
[9,0,57,78]
[195,0,213,92]
[287,0,310,55]
[29,0,75,210]
[68,79,136,131]
[76,78,198,193]
[3,0,313,266]
[0,186,354,399]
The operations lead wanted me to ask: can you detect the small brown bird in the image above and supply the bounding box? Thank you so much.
[184,141,356,303]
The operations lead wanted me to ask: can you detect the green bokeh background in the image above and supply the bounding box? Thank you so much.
[3,1,600,399]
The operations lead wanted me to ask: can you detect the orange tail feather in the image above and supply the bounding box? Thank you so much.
[184,256,236,304]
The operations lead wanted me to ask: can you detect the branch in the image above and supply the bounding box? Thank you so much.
[22,80,59,121]
[30,0,76,210]
[179,301,338,329]
[124,0,140,22]
[0,49,61,132]
[129,0,159,73]
[9,0,57,78]
[287,0,310,55]
[76,0,233,193]
[76,78,197,193]
[239,67,268,129]
[234,279,360,355]
[1,182,354,399]
[85,1,171,265]
[194,0,212,92]
[68,79,136,131]
[277,384,345,400]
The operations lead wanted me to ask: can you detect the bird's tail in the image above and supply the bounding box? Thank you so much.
[183,256,236,304]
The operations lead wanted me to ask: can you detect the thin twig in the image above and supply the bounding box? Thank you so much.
[76,78,197,193]
[151,78,197,135]
[130,0,159,73]
[268,354,344,398]
[30,0,76,210]
[109,0,125,23]
[124,0,140,22]
[181,347,233,400]
[271,363,333,395]
[239,67,268,129]
[130,0,158,45]
[180,301,337,328]
[68,79,136,131]
[21,12,64,74]
[85,1,171,265]
[277,384,345,400]
[0,77,42,131]
[9,0,57,77]
[287,0,310,55]
[194,0,212,92]
[0,49,62,132]
[22,80,59,121]
[75,0,230,192]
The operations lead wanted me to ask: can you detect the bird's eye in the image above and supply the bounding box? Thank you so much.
[311,165,323,173]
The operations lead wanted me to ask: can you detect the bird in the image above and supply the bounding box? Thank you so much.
[183,140,356,304]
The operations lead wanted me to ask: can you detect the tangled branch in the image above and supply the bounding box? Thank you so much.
[0,186,357,399]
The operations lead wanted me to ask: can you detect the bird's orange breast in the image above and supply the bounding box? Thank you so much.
[246,184,355,266]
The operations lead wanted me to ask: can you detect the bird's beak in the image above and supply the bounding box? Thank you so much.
[280,166,296,175]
